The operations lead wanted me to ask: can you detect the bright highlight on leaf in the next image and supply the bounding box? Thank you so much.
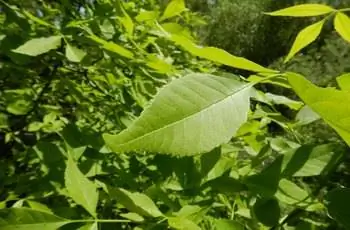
[334,12,350,43]
[161,0,186,21]
[285,20,325,63]
[12,36,62,56]
[265,4,334,17]
[287,72,350,146]
[104,73,251,156]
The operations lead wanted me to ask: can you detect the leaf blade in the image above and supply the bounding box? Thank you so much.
[12,36,62,56]
[334,12,350,43]
[265,4,334,17]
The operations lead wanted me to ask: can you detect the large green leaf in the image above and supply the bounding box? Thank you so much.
[334,12,350,43]
[275,179,311,205]
[0,208,69,230]
[326,188,350,230]
[103,73,251,156]
[161,0,186,21]
[285,20,325,63]
[265,4,334,17]
[65,156,99,217]
[12,36,62,56]
[170,35,275,73]
[287,72,350,146]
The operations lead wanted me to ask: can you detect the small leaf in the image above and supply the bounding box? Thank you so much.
[171,35,275,73]
[326,188,350,230]
[168,217,201,230]
[213,219,244,230]
[253,198,280,227]
[161,0,186,21]
[103,73,251,156]
[120,213,144,222]
[0,208,69,230]
[334,12,350,43]
[287,72,350,146]
[265,4,334,17]
[12,36,62,56]
[276,179,311,205]
[108,188,162,218]
[65,156,98,217]
[336,73,350,91]
[285,20,325,63]
[65,44,86,62]
[265,93,304,110]
[295,105,320,126]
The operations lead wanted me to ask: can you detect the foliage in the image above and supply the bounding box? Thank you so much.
[1,0,350,230]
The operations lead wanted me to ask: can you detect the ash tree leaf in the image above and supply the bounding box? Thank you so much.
[161,0,186,21]
[0,208,69,230]
[285,20,325,63]
[65,156,98,217]
[65,44,86,62]
[12,36,62,56]
[326,188,350,230]
[108,188,163,218]
[265,4,334,17]
[336,73,350,91]
[287,72,350,146]
[213,219,244,230]
[253,198,280,227]
[103,73,251,156]
[275,179,311,205]
[334,12,350,43]
[168,217,201,230]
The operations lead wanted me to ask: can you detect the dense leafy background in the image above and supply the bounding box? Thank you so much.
[1,0,350,230]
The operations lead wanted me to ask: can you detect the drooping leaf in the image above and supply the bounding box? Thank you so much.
[12,36,62,56]
[108,188,163,218]
[282,144,340,177]
[170,35,275,73]
[253,198,280,227]
[287,72,350,146]
[326,188,350,230]
[285,20,325,63]
[65,44,86,62]
[103,73,251,156]
[65,156,98,217]
[161,0,186,21]
[334,12,350,43]
[0,208,69,230]
[336,73,350,91]
[265,4,334,17]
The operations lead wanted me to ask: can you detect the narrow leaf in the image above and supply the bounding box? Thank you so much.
[287,72,350,146]
[161,0,186,21]
[334,12,350,43]
[265,4,334,17]
[171,35,275,73]
[12,36,62,56]
[103,73,251,156]
[168,217,201,230]
[65,156,98,217]
[285,20,325,63]
[213,219,244,230]
[0,208,69,230]
[337,73,350,91]
[65,44,86,62]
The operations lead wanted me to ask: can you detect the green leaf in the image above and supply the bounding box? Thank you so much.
[87,34,134,59]
[253,198,280,227]
[103,73,251,156]
[336,73,350,91]
[282,144,340,177]
[161,0,186,21]
[108,188,163,218]
[0,208,69,230]
[326,188,350,230]
[295,106,320,126]
[120,213,144,222]
[265,93,304,110]
[0,113,9,129]
[285,20,325,63]
[275,179,310,205]
[170,35,275,73]
[65,156,98,217]
[168,217,201,230]
[265,4,334,17]
[65,44,86,62]
[334,12,350,43]
[212,219,244,230]
[78,222,98,230]
[12,36,62,56]
[287,72,350,146]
